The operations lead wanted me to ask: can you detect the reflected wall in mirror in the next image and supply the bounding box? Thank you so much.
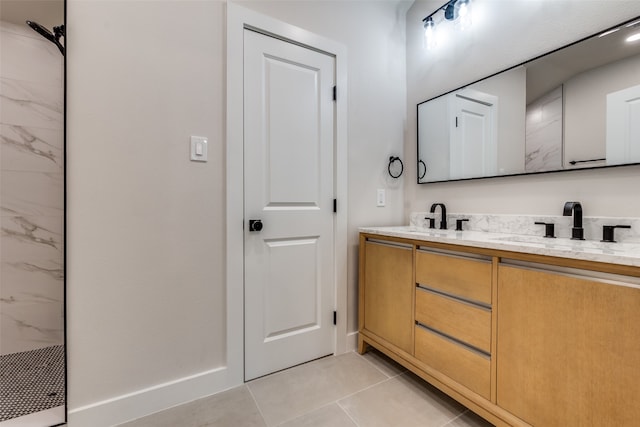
[0,0,65,425]
[418,16,640,183]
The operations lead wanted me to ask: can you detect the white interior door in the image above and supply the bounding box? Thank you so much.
[450,93,497,179]
[243,29,335,381]
[607,84,640,165]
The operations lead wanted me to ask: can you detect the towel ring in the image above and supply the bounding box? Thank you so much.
[418,160,427,180]
[388,156,403,179]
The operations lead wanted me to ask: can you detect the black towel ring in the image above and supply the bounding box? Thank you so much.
[418,160,427,180]
[388,156,403,179]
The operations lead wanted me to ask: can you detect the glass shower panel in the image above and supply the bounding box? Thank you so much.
[0,1,65,424]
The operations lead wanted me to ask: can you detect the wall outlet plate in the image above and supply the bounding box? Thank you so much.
[377,189,385,207]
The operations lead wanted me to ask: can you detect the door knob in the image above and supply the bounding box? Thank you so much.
[249,219,263,232]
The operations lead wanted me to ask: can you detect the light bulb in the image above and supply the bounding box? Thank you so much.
[424,17,436,50]
[456,0,472,31]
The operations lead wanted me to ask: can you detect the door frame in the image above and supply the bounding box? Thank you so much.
[226,2,348,383]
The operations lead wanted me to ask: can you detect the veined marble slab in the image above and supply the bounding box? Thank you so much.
[525,86,563,172]
[1,214,63,354]
[0,259,64,354]
[0,21,65,355]
[1,124,63,173]
[1,215,63,262]
[1,22,63,86]
[0,171,63,217]
[0,78,63,130]
[410,212,640,243]
[360,225,640,268]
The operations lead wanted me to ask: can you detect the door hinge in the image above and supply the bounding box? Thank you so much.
[333,311,337,325]
[333,86,337,101]
[333,198,337,213]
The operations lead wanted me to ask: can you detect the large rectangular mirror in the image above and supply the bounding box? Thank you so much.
[418,16,640,183]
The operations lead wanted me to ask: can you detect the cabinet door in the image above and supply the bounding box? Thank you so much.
[497,264,640,426]
[362,240,413,354]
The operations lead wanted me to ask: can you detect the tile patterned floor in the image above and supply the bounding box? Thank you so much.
[118,350,494,427]
[0,346,65,422]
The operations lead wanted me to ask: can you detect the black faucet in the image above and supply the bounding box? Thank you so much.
[563,201,584,240]
[430,203,447,230]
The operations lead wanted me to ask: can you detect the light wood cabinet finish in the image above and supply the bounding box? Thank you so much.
[415,326,491,400]
[497,264,640,426]
[415,288,491,353]
[361,239,414,354]
[359,232,640,427]
[416,250,492,304]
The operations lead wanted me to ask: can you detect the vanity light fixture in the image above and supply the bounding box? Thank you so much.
[422,0,473,50]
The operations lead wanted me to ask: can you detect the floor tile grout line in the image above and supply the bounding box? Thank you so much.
[439,409,469,427]
[256,370,392,426]
[245,353,346,426]
[271,401,348,427]
[356,350,408,380]
[336,399,361,427]
[334,374,394,405]
[244,383,270,427]
[262,354,397,427]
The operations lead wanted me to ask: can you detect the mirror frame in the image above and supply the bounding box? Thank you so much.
[417,15,640,184]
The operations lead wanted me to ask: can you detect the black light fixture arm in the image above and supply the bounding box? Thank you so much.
[422,0,468,25]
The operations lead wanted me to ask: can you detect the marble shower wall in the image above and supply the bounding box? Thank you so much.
[525,86,563,173]
[0,21,64,355]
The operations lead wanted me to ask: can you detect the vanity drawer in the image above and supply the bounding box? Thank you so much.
[416,251,492,304]
[415,325,491,400]
[415,288,491,353]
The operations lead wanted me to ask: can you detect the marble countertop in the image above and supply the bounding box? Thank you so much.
[360,226,640,268]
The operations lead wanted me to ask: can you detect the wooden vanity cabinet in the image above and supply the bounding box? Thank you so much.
[358,232,640,427]
[496,263,640,426]
[359,237,414,355]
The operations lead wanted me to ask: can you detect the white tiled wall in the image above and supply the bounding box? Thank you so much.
[0,20,64,355]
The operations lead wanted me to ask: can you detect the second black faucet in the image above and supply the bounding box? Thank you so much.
[430,203,447,230]
[563,201,585,240]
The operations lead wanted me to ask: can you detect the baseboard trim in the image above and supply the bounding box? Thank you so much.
[68,365,240,427]
[346,331,358,352]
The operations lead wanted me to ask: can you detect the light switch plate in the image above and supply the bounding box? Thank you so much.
[190,136,208,162]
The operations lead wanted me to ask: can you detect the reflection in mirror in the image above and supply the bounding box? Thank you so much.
[0,0,65,425]
[418,16,640,183]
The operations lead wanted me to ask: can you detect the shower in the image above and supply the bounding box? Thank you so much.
[26,20,65,56]
[0,9,66,424]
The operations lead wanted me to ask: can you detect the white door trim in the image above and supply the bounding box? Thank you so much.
[226,2,348,384]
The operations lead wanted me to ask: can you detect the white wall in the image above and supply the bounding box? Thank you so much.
[406,0,640,218]
[67,1,407,425]
[67,0,227,422]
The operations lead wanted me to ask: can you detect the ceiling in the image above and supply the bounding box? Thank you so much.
[525,19,640,103]
[0,0,64,30]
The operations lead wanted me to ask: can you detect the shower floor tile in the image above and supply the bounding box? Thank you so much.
[0,345,65,422]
